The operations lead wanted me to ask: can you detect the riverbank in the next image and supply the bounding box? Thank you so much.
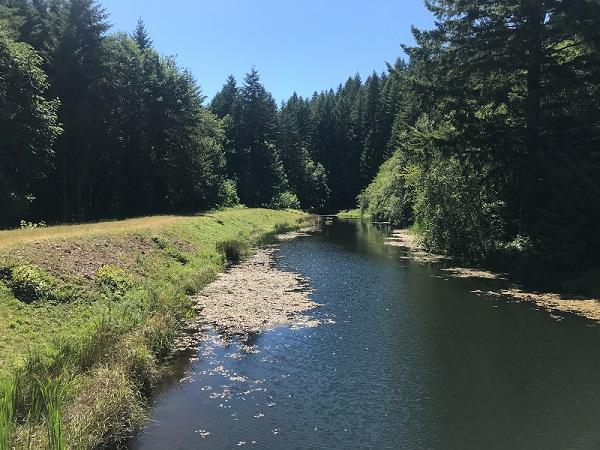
[0,208,308,449]
[335,209,365,220]
[385,228,600,322]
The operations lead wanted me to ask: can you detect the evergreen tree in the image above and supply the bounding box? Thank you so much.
[210,75,238,119]
[132,17,151,50]
[226,68,287,206]
[47,0,109,220]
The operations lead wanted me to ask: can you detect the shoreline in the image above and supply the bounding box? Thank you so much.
[385,228,600,323]
[0,208,310,449]
[173,231,321,354]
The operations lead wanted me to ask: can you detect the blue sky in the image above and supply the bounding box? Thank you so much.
[99,0,435,103]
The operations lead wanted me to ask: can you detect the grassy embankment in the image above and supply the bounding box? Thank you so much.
[335,209,366,220]
[0,208,307,449]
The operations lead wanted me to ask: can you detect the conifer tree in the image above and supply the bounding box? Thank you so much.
[132,17,152,50]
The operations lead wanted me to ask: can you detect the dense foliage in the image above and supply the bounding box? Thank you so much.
[2,0,600,284]
[0,0,230,225]
[360,0,600,282]
[210,69,402,211]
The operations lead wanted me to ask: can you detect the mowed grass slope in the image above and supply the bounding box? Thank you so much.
[0,208,307,449]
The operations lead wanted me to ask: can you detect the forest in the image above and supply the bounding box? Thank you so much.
[1,0,600,286]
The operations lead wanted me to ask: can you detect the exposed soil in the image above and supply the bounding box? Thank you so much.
[5,233,192,282]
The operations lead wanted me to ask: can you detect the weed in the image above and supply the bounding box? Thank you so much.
[216,239,249,264]
[39,377,66,450]
[95,265,134,297]
[9,264,56,303]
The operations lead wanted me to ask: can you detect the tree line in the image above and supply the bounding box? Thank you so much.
[209,67,405,211]
[1,0,237,226]
[359,0,600,287]
[2,0,600,287]
[0,0,404,227]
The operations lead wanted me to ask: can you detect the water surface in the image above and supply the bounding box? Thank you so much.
[133,219,600,449]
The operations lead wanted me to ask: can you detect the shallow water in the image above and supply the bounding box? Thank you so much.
[132,219,600,449]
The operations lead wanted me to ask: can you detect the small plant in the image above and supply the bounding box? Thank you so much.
[9,264,56,303]
[216,239,249,264]
[151,236,188,264]
[218,179,240,207]
[180,266,217,295]
[95,265,134,296]
[20,220,47,229]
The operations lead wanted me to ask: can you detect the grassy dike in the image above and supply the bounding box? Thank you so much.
[336,209,366,220]
[0,208,308,449]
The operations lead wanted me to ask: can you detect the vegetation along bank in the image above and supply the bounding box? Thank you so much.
[0,208,307,449]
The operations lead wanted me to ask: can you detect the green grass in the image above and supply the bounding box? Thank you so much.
[0,207,308,449]
[336,209,365,219]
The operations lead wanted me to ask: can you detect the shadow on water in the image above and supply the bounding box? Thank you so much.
[132,218,600,450]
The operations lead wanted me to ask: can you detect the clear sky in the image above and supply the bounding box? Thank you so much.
[99,0,435,104]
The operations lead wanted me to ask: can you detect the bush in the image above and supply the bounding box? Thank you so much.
[358,151,414,226]
[413,156,506,261]
[216,239,249,264]
[218,179,240,207]
[269,191,301,210]
[95,265,134,296]
[9,264,56,303]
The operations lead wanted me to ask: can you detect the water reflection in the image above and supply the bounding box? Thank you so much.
[133,219,600,450]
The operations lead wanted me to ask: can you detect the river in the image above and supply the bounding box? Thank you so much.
[132,219,600,449]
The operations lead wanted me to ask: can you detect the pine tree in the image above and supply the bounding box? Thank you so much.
[226,68,286,206]
[210,75,238,118]
[132,17,152,50]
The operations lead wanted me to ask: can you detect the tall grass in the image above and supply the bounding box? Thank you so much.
[0,209,309,448]
[0,377,16,450]
[39,377,65,450]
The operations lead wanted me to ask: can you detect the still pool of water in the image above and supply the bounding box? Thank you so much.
[133,219,600,449]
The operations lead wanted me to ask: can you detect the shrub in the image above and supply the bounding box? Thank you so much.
[218,179,240,207]
[413,156,506,261]
[358,151,415,226]
[9,264,56,303]
[95,265,134,296]
[216,239,249,264]
[269,191,301,210]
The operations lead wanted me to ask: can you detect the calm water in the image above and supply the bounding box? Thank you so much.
[133,219,600,449]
